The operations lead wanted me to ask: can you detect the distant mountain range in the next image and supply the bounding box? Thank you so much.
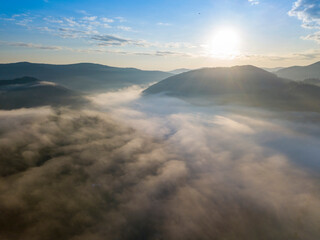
[0,76,88,109]
[168,61,320,80]
[143,65,320,112]
[0,62,172,92]
[263,67,284,72]
[170,67,283,74]
[275,61,320,81]
[2,61,320,111]
[168,68,191,75]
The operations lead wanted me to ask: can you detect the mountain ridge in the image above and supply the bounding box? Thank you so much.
[143,65,320,112]
[0,62,173,92]
[275,61,320,81]
[0,76,88,109]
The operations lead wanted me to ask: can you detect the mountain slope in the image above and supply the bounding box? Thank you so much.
[302,78,320,87]
[144,65,288,96]
[0,62,173,92]
[0,76,88,109]
[275,61,320,81]
[143,65,320,112]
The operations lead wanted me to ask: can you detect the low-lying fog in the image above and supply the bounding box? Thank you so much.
[1,85,320,240]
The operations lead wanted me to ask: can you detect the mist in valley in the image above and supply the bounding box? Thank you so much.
[1,84,320,240]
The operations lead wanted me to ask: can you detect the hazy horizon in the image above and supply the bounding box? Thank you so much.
[0,60,318,73]
[1,0,320,70]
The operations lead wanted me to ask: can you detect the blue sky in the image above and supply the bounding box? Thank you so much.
[0,0,319,70]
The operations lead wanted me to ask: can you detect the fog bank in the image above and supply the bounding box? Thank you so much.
[0,87,320,239]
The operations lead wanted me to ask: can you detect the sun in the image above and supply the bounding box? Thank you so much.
[208,27,240,59]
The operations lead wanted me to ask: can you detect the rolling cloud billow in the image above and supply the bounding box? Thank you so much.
[0,86,320,240]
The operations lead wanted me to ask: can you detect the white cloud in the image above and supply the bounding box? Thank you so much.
[37,26,53,32]
[43,17,63,24]
[16,18,33,26]
[157,22,172,26]
[289,0,320,43]
[117,26,132,31]
[63,17,79,27]
[101,17,114,23]
[102,23,112,28]
[115,16,126,22]
[83,16,98,21]
[302,31,320,43]
[248,0,259,5]
[77,10,88,15]
[289,0,320,27]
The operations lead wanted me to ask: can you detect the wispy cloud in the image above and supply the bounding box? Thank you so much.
[3,13,116,34]
[0,40,196,58]
[289,0,320,27]
[238,48,320,61]
[83,16,97,21]
[57,27,97,38]
[248,0,259,5]
[92,34,133,46]
[289,0,320,43]
[92,34,162,48]
[0,12,202,57]
[0,11,201,58]
[37,26,53,32]
[91,34,197,50]
[115,16,126,22]
[157,22,171,26]
[63,17,80,27]
[43,17,63,24]
[1,13,34,26]
[302,31,320,43]
[76,10,88,15]
[16,18,33,26]
[134,50,194,57]
[101,17,113,23]
[117,26,132,31]
[0,41,63,50]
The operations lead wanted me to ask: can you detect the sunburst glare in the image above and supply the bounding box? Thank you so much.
[208,27,241,59]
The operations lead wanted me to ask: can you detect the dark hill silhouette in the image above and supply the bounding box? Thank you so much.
[0,62,172,92]
[0,76,88,109]
[144,65,289,95]
[0,76,38,86]
[143,65,320,112]
[275,61,320,81]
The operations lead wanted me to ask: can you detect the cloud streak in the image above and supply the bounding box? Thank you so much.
[0,41,63,50]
